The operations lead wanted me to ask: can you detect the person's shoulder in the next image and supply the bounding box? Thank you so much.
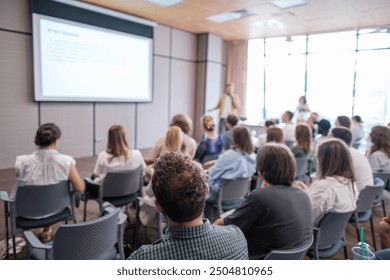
[211,223,247,241]
[127,244,154,260]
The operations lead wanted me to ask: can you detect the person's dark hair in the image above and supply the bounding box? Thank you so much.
[170,114,191,135]
[295,124,312,154]
[317,139,355,182]
[265,120,275,128]
[257,143,295,186]
[336,115,351,128]
[284,111,294,121]
[226,114,239,127]
[369,126,390,158]
[107,125,129,163]
[151,152,208,223]
[352,115,362,123]
[34,123,61,147]
[202,115,216,132]
[266,126,284,143]
[331,127,352,146]
[299,96,307,104]
[316,119,331,136]
[232,126,253,154]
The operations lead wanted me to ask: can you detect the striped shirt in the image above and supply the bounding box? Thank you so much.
[128,219,248,260]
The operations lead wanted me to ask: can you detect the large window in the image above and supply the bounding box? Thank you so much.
[264,36,306,120]
[246,29,390,134]
[306,32,356,122]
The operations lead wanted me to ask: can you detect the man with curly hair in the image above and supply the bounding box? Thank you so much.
[128,152,248,260]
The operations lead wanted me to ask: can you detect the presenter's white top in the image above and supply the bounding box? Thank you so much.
[221,95,233,119]
[93,149,146,185]
[15,149,75,186]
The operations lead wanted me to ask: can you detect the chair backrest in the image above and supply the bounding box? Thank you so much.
[285,140,294,148]
[295,156,308,178]
[316,211,354,249]
[52,208,120,260]
[15,181,73,219]
[373,172,390,191]
[264,234,314,260]
[102,166,143,198]
[217,177,251,214]
[202,153,220,164]
[356,177,385,213]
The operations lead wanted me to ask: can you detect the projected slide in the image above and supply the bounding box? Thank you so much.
[34,15,152,102]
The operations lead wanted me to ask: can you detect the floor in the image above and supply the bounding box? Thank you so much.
[0,155,389,260]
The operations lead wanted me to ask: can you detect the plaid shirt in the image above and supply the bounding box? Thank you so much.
[128,219,248,260]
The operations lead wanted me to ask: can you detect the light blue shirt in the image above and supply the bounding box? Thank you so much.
[208,149,256,191]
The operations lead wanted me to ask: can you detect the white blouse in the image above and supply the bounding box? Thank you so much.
[15,149,75,186]
[307,176,358,225]
[93,149,146,185]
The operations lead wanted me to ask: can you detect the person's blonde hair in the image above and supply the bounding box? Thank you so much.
[202,115,216,132]
[165,126,184,153]
[106,125,129,163]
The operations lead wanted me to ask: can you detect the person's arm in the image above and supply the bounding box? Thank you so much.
[69,163,85,193]
[208,95,222,112]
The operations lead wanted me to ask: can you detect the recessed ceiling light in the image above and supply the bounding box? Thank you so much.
[208,9,255,23]
[269,0,307,9]
[147,0,182,7]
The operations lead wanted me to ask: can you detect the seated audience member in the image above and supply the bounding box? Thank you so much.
[291,124,312,158]
[255,120,275,150]
[15,123,85,242]
[351,115,364,148]
[206,126,256,204]
[309,119,331,173]
[222,114,239,150]
[335,115,351,128]
[330,127,373,191]
[367,125,390,172]
[291,124,312,181]
[266,126,284,144]
[379,216,390,249]
[281,110,295,143]
[147,114,196,164]
[194,115,223,163]
[86,125,147,200]
[306,112,320,139]
[213,143,312,259]
[307,139,358,225]
[128,152,248,260]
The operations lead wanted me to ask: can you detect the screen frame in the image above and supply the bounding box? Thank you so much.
[31,0,155,103]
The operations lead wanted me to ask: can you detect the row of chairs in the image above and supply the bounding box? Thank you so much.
[2,168,389,260]
[266,174,389,260]
[0,167,144,260]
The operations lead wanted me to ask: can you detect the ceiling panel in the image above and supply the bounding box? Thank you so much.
[81,0,390,41]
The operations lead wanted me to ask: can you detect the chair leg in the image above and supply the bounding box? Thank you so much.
[4,202,9,259]
[382,199,387,217]
[132,201,140,250]
[12,235,17,260]
[343,245,348,259]
[83,199,88,222]
[370,216,377,251]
